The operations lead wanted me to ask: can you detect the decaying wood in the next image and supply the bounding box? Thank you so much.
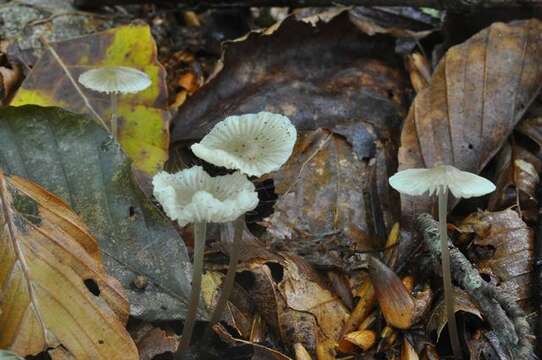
[416,213,535,359]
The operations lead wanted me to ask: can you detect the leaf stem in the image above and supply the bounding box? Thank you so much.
[177,221,207,357]
[438,189,462,359]
[209,216,244,325]
[110,93,118,139]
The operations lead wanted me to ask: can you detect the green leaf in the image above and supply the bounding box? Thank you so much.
[0,105,193,321]
[10,25,170,175]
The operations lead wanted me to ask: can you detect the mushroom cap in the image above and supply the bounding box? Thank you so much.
[152,166,259,226]
[78,66,151,94]
[388,164,496,198]
[191,112,297,177]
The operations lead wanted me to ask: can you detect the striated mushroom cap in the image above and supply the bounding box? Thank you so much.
[152,166,259,226]
[389,164,495,199]
[191,112,297,177]
[78,66,151,94]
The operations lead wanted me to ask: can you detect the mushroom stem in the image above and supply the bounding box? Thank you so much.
[110,92,118,139]
[209,216,244,325]
[438,189,462,359]
[178,221,207,356]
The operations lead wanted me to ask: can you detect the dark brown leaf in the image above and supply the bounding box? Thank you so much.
[171,13,407,141]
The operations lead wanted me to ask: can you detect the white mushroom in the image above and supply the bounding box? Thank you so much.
[191,112,297,177]
[388,164,495,198]
[152,166,258,354]
[389,164,495,360]
[78,66,151,138]
[152,166,259,227]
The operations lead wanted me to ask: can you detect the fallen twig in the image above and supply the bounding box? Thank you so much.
[416,213,535,359]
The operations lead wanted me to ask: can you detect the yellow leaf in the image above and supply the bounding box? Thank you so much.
[10,25,169,175]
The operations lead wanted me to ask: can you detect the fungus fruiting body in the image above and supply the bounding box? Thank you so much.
[152,166,258,356]
[389,164,495,360]
[79,66,151,138]
[191,112,297,177]
[191,112,297,333]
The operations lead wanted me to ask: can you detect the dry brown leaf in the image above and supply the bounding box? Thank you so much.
[214,323,292,360]
[0,171,137,359]
[427,288,482,340]
[401,338,419,360]
[131,323,179,360]
[398,19,542,222]
[344,329,376,351]
[457,209,534,310]
[294,343,312,360]
[261,129,398,271]
[238,248,349,354]
[368,257,415,330]
[487,140,541,222]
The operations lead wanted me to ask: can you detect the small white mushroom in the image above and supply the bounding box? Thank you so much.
[152,166,259,227]
[388,164,495,198]
[191,112,297,177]
[389,164,495,360]
[152,166,258,354]
[78,66,151,138]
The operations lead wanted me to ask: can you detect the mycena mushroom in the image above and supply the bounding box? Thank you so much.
[152,166,259,355]
[78,66,151,139]
[191,112,297,327]
[389,164,495,359]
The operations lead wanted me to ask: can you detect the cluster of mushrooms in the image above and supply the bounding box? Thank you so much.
[78,66,497,360]
[153,112,298,354]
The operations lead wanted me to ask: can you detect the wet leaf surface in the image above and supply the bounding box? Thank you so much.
[10,25,170,175]
[0,105,192,321]
[397,19,542,222]
[0,171,137,358]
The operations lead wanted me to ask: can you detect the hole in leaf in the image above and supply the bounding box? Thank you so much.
[265,262,284,283]
[128,206,136,218]
[84,278,100,296]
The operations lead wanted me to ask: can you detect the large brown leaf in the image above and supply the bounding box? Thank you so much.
[0,171,137,359]
[398,19,542,219]
[171,12,407,141]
